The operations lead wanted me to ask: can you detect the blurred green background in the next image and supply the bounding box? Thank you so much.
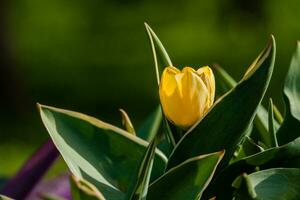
[0,0,300,178]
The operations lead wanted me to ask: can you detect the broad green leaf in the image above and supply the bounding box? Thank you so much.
[0,195,13,200]
[213,64,280,147]
[277,42,300,145]
[119,109,136,135]
[208,137,300,199]
[233,168,300,200]
[70,175,105,200]
[147,151,224,200]
[167,36,276,170]
[38,104,167,200]
[268,99,278,147]
[127,136,158,200]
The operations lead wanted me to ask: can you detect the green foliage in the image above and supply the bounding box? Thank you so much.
[277,42,300,145]
[233,168,300,200]
[208,137,300,199]
[147,151,224,200]
[213,63,281,148]
[167,36,275,170]
[70,175,105,200]
[126,136,158,200]
[37,25,300,200]
[137,106,162,142]
[38,104,167,199]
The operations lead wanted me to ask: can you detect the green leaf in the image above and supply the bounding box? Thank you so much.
[70,175,105,200]
[268,99,278,147]
[232,173,258,200]
[213,64,236,95]
[144,23,180,147]
[277,42,300,145]
[167,36,276,170]
[127,136,158,200]
[144,22,172,85]
[234,168,300,200]
[38,104,167,199]
[231,136,264,163]
[137,107,172,156]
[137,106,162,142]
[147,151,224,200]
[119,109,136,135]
[213,64,280,147]
[209,137,300,199]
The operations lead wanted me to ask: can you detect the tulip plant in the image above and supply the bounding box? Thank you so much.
[1,23,300,200]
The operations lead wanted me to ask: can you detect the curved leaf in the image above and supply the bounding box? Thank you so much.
[209,137,300,199]
[213,64,280,147]
[167,36,276,170]
[277,41,300,145]
[230,136,264,163]
[119,109,136,135]
[147,151,224,200]
[233,168,300,200]
[137,106,162,142]
[70,175,105,200]
[127,137,158,200]
[268,99,278,147]
[144,23,181,147]
[38,104,167,199]
[232,173,258,200]
[144,22,172,85]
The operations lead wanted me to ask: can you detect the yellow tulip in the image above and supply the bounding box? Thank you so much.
[159,66,215,129]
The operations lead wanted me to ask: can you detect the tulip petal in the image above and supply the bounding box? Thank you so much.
[197,66,215,106]
[159,66,212,128]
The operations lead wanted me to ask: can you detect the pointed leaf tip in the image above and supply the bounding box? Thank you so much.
[167,36,275,172]
[119,109,136,135]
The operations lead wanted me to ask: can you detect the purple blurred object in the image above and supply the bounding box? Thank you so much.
[0,139,60,199]
[26,173,71,200]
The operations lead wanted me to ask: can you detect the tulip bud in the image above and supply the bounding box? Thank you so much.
[159,66,215,128]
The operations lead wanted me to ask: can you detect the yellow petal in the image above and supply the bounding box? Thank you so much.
[197,66,215,106]
[160,66,180,96]
[159,66,215,129]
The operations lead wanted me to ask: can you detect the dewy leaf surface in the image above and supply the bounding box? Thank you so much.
[147,151,224,200]
[167,36,276,170]
[39,104,167,200]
